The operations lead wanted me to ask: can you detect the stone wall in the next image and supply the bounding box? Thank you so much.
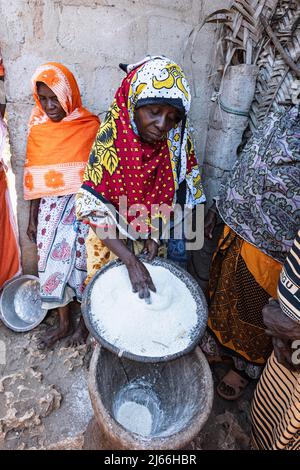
[0,0,229,273]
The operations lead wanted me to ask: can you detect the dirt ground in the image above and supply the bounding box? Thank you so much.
[191,364,255,450]
[0,310,254,450]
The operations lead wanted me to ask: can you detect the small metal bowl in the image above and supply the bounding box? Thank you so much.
[82,256,208,363]
[0,275,48,332]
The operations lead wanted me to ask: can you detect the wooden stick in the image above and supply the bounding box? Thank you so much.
[260,14,300,79]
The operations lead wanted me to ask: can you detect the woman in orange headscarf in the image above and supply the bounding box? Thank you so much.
[24,62,99,349]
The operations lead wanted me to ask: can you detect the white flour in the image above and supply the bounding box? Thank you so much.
[90,263,197,357]
[116,401,152,436]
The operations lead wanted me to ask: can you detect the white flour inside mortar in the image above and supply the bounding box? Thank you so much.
[90,263,197,357]
[116,401,152,436]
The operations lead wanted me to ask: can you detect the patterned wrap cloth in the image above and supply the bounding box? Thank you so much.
[37,195,89,306]
[76,56,205,240]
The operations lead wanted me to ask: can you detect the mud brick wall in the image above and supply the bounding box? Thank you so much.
[0,0,229,273]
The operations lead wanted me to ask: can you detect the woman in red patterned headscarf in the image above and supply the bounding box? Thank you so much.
[77,56,205,302]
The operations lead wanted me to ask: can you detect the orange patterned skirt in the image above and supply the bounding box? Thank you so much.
[207,225,282,364]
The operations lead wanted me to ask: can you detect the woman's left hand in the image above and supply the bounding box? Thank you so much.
[125,255,156,303]
[142,239,159,261]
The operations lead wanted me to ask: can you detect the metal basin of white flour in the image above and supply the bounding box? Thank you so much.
[82,256,208,362]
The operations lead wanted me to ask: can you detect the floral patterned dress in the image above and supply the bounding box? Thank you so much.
[37,194,88,308]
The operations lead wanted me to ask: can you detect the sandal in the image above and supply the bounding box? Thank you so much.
[217,369,249,401]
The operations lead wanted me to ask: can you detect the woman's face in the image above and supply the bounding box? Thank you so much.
[134,104,181,145]
[37,82,66,122]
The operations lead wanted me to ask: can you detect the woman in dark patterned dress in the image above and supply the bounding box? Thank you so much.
[201,106,300,399]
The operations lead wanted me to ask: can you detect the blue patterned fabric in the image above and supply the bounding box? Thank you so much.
[167,238,188,269]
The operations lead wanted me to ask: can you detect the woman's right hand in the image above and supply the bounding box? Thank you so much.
[27,219,37,243]
[204,208,217,239]
[125,255,156,303]
[27,199,40,244]
[97,234,157,303]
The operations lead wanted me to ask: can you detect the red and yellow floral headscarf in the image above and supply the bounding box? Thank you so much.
[24,62,99,200]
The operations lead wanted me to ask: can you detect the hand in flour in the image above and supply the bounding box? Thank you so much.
[125,256,156,303]
[142,239,159,261]
[99,236,157,303]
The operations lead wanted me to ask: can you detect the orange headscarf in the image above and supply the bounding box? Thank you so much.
[24,62,99,200]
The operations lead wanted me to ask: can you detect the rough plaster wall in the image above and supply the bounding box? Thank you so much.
[0,0,229,274]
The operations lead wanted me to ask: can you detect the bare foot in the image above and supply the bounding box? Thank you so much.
[37,304,71,350]
[65,317,89,348]
[38,323,72,349]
